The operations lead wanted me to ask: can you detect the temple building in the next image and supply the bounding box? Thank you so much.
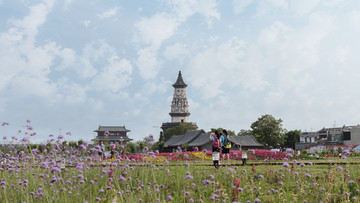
[94,125,132,144]
[161,71,197,133]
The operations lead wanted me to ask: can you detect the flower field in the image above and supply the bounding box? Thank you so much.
[2,123,360,202]
[2,142,360,203]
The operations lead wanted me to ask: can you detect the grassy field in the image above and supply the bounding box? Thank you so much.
[2,156,360,203]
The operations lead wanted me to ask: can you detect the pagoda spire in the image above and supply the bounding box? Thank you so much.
[172,71,187,88]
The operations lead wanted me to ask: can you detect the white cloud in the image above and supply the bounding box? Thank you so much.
[253,0,288,17]
[135,13,179,49]
[233,0,254,14]
[187,37,267,99]
[163,43,189,61]
[133,0,221,80]
[0,0,69,100]
[258,21,290,45]
[323,0,346,7]
[290,0,321,16]
[92,56,133,93]
[170,0,220,23]
[12,0,54,40]
[336,46,349,63]
[349,11,360,32]
[78,40,120,79]
[82,20,91,27]
[64,0,73,8]
[97,7,118,19]
[135,47,163,80]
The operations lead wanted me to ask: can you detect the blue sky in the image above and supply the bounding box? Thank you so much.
[1,0,360,143]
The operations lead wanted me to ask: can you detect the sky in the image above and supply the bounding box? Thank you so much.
[1,0,360,143]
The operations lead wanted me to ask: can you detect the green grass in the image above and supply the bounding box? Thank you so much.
[2,159,360,202]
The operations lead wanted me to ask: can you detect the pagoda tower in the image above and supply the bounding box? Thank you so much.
[161,71,197,134]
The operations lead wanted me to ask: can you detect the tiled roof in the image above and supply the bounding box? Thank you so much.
[165,130,205,147]
[95,126,130,132]
[188,133,211,147]
[228,136,263,147]
[164,135,184,147]
[164,130,263,148]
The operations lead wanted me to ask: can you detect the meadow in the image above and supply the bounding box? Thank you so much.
[2,144,360,203]
[2,123,360,202]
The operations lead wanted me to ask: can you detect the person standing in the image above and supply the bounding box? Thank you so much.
[99,141,106,161]
[220,129,230,164]
[210,131,221,168]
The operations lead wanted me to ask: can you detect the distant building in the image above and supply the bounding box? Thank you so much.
[94,126,132,144]
[161,71,197,134]
[295,125,360,151]
[163,130,263,152]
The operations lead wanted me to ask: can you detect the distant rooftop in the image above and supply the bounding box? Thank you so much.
[94,126,130,132]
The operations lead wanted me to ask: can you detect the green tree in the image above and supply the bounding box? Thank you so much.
[284,130,300,149]
[250,114,285,147]
[152,141,164,153]
[125,142,136,154]
[164,124,198,141]
[209,128,236,136]
[237,129,252,136]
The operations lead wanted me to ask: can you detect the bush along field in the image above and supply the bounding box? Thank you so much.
[2,122,360,202]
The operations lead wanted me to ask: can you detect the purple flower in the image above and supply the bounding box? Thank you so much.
[95,197,101,201]
[254,198,261,203]
[21,137,29,142]
[282,162,289,167]
[349,180,355,184]
[305,174,311,178]
[99,189,104,193]
[167,195,173,201]
[58,135,64,140]
[285,148,293,153]
[258,175,264,178]
[50,167,61,173]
